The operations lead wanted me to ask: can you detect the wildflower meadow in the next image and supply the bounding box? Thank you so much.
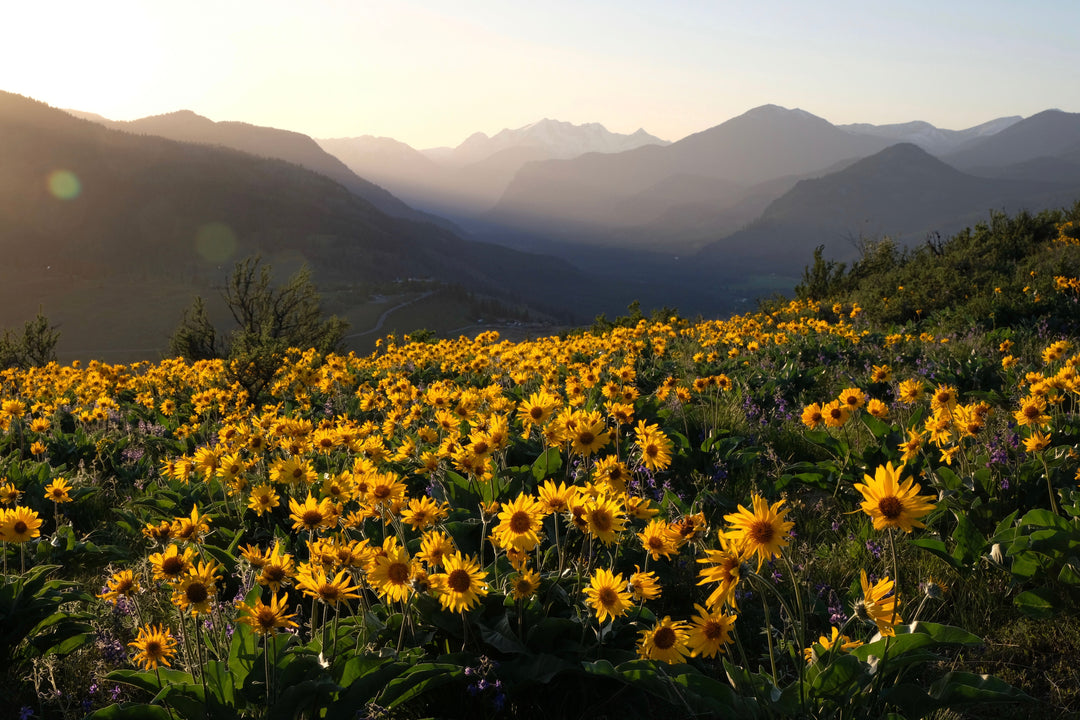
[2,212,1080,719]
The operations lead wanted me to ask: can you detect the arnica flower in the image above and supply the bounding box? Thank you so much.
[628,565,662,601]
[44,477,72,504]
[822,400,851,428]
[493,493,546,552]
[289,494,336,534]
[149,543,195,584]
[0,505,42,543]
[172,560,220,615]
[509,569,541,601]
[418,530,456,569]
[236,592,299,636]
[854,462,937,533]
[582,494,628,545]
[434,552,489,613]
[98,569,140,605]
[584,567,632,624]
[638,518,678,561]
[1024,429,1052,453]
[367,541,415,603]
[687,603,736,658]
[637,616,691,664]
[635,421,673,472]
[128,624,178,671]
[400,496,449,532]
[803,626,863,664]
[295,565,362,606]
[696,535,743,608]
[537,480,575,515]
[801,403,825,429]
[723,494,794,569]
[897,379,924,405]
[247,483,280,517]
[856,569,902,637]
[838,387,866,411]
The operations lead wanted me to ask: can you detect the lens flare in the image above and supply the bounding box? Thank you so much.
[195,222,238,263]
[47,170,81,200]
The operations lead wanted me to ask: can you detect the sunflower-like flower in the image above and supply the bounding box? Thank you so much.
[584,567,632,623]
[637,616,691,664]
[367,542,415,603]
[236,592,299,636]
[856,569,902,637]
[400,496,449,531]
[638,519,678,561]
[696,534,743,608]
[687,603,736,658]
[801,403,825,429]
[822,400,851,428]
[128,624,178,671]
[854,462,936,533]
[172,506,212,545]
[635,421,673,472]
[628,566,661,601]
[44,477,72,504]
[433,552,488,613]
[257,542,297,593]
[493,493,545,552]
[1024,429,1052,453]
[288,493,336,534]
[803,626,863,663]
[582,494,627,546]
[98,569,140,605]
[838,387,866,411]
[536,480,576,515]
[149,543,195,584]
[418,530,456,569]
[295,564,362,606]
[172,560,221,615]
[509,568,541,601]
[0,505,42,543]
[247,483,280,517]
[723,494,794,569]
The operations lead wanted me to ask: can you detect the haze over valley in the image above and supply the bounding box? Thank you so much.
[5,87,1080,361]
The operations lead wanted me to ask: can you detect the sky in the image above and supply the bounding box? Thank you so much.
[3,0,1079,149]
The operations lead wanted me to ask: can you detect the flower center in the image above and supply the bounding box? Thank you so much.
[302,510,323,527]
[597,587,618,606]
[447,569,472,593]
[589,509,612,533]
[185,583,209,604]
[14,521,27,534]
[162,557,184,575]
[748,519,775,545]
[878,496,903,519]
[578,431,595,446]
[508,511,532,534]
[703,619,724,640]
[387,562,410,584]
[653,627,676,649]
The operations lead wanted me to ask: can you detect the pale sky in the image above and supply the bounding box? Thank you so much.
[3,0,1078,149]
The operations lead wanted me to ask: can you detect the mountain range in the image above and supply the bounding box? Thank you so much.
[5,89,1080,361]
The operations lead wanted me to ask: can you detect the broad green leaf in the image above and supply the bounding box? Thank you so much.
[929,671,1031,705]
[531,447,562,481]
[1013,587,1057,619]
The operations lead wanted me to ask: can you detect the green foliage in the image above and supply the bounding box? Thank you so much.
[0,310,59,369]
[795,245,847,301]
[170,256,348,399]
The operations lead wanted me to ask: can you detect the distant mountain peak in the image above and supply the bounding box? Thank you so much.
[439,118,668,165]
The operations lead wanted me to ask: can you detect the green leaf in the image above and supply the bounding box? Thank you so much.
[911,538,961,571]
[86,703,174,720]
[531,447,562,482]
[380,663,462,708]
[951,510,986,567]
[929,671,1031,706]
[1013,587,1057,619]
